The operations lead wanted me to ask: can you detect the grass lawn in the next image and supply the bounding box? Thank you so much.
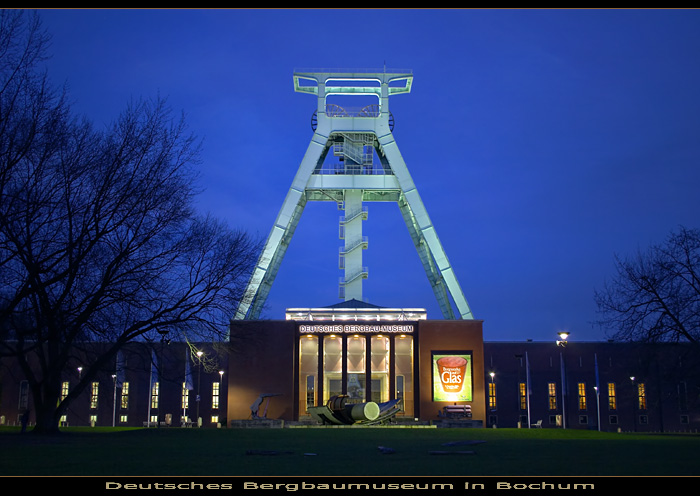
[1,426,699,476]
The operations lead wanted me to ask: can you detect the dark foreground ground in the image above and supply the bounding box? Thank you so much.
[1,425,699,476]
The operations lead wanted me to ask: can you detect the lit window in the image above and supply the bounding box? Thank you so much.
[182,382,190,410]
[637,383,647,410]
[488,383,497,410]
[548,383,557,410]
[212,382,220,409]
[61,382,69,401]
[151,382,159,409]
[519,383,527,410]
[90,382,99,409]
[577,383,587,410]
[120,382,129,409]
[607,383,616,410]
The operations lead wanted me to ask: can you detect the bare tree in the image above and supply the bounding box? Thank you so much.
[0,10,258,433]
[594,226,700,345]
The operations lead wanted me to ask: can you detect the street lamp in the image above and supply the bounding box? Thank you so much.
[556,331,570,429]
[112,374,117,427]
[196,350,204,426]
[630,376,637,432]
[219,370,224,416]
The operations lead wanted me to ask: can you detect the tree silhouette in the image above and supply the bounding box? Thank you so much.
[595,226,700,346]
[0,10,258,433]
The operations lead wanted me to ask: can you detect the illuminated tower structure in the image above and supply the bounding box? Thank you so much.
[234,69,474,321]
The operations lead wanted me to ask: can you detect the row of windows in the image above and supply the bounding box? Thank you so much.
[57,414,223,426]
[488,381,663,411]
[57,381,222,410]
[488,413,693,427]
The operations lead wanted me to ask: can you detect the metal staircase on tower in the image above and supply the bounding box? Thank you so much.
[233,68,474,323]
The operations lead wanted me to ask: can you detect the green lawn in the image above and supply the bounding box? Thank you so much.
[1,426,699,476]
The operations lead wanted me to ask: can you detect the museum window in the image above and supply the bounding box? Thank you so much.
[120,414,128,424]
[607,382,617,410]
[150,382,159,409]
[346,335,366,404]
[121,382,129,409]
[323,335,343,403]
[212,382,220,409]
[299,334,319,415]
[547,382,557,410]
[637,383,647,410]
[90,382,99,409]
[577,382,587,410]
[371,335,391,404]
[61,381,69,401]
[394,334,413,416]
[519,383,527,410]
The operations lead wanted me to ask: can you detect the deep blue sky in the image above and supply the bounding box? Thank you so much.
[36,9,700,342]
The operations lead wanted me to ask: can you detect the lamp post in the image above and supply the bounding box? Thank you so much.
[630,376,637,432]
[219,370,224,421]
[556,331,569,429]
[112,374,117,427]
[157,329,170,426]
[196,350,204,426]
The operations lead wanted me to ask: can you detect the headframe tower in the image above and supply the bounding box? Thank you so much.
[234,68,473,321]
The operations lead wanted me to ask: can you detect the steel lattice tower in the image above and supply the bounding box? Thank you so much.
[234,69,473,321]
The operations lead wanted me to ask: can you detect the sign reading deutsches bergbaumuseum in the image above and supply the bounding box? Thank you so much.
[298,324,414,334]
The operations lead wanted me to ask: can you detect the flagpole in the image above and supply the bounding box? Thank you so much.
[525,351,532,428]
[148,349,156,428]
[183,348,188,426]
[112,374,117,427]
[147,361,152,428]
[560,352,566,429]
[595,353,601,432]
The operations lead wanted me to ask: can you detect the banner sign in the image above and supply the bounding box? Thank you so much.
[432,351,473,402]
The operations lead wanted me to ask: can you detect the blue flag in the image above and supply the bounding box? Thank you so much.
[115,351,125,388]
[150,350,158,386]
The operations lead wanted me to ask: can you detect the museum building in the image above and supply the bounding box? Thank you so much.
[2,300,699,433]
[2,70,699,433]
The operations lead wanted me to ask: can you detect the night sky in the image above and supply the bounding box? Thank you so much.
[36,9,700,342]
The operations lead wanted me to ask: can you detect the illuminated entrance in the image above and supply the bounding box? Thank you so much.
[289,302,424,418]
